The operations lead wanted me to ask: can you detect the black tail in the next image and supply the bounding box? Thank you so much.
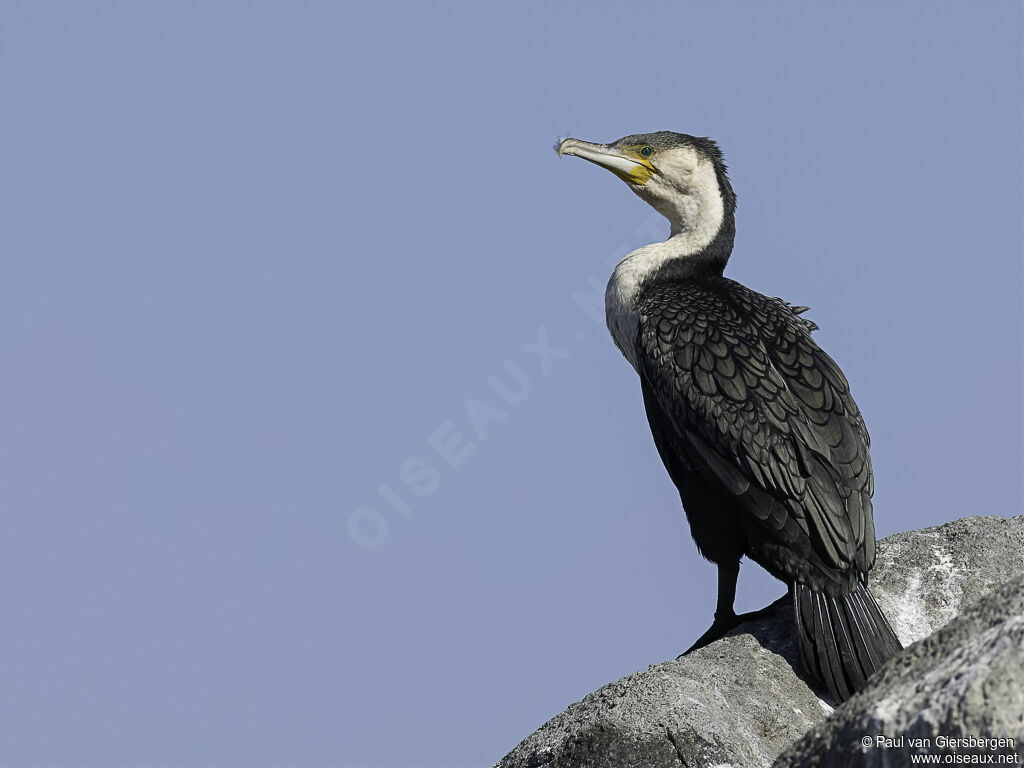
[793,580,903,702]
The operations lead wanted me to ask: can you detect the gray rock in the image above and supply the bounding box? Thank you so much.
[495,516,1024,768]
[772,575,1024,767]
[495,601,830,768]
[868,515,1024,647]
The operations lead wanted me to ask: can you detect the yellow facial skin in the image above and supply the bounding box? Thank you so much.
[608,145,656,186]
[557,138,657,186]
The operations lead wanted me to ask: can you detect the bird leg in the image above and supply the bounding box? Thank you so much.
[678,563,776,657]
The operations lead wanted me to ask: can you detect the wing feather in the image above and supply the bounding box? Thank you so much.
[636,277,875,580]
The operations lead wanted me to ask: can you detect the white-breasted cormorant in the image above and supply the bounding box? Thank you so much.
[557,131,902,701]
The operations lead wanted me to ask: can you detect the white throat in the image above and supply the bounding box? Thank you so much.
[604,161,726,370]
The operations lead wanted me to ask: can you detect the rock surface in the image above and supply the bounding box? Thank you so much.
[495,515,1024,768]
[868,515,1024,647]
[773,574,1024,767]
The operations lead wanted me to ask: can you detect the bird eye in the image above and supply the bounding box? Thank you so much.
[640,146,653,157]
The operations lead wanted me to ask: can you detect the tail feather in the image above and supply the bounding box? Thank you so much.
[793,581,902,702]
[863,586,904,657]
[794,587,815,673]
[837,592,874,680]
[827,594,867,692]
[815,596,850,700]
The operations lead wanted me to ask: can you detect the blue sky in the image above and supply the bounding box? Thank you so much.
[1,2,1021,766]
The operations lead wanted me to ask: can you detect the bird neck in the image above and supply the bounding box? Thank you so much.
[607,215,733,317]
[641,209,736,282]
[639,177,735,279]
[604,215,733,370]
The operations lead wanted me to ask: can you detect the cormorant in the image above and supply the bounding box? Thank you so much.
[557,131,902,701]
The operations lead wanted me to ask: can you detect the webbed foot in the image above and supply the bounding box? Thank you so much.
[677,604,778,658]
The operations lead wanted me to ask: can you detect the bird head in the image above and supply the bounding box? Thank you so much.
[557,131,735,248]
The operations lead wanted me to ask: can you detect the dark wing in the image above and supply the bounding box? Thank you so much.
[635,278,875,584]
[749,288,876,571]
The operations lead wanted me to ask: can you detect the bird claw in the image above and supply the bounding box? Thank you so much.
[677,604,778,658]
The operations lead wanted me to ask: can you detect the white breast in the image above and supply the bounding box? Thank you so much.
[605,240,678,370]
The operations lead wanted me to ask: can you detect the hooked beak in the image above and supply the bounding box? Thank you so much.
[556,138,655,186]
